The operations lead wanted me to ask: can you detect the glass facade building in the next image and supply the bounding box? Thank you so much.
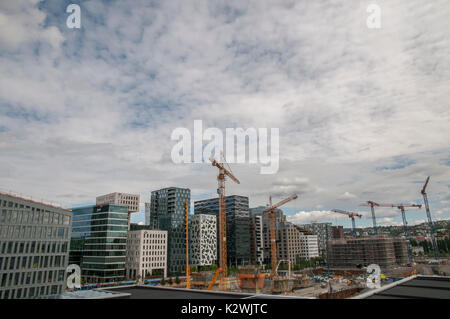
[195,195,251,266]
[69,204,128,283]
[0,193,72,299]
[150,187,190,275]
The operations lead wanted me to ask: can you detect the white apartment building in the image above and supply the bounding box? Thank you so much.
[126,229,167,280]
[96,192,140,213]
[189,214,217,266]
[277,221,320,265]
[298,232,319,259]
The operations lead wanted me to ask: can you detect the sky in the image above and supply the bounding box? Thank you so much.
[0,0,449,229]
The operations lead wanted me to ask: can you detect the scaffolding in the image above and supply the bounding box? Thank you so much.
[327,236,408,269]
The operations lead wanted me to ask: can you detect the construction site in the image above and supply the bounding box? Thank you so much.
[160,156,448,298]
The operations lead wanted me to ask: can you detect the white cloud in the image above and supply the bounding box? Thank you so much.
[0,0,449,226]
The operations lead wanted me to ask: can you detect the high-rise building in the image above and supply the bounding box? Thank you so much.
[251,206,286,265]
[126,229,167,279]
[0,193,72,299]
[195,195,251,266]
[249,213,264,266]
[276,221,319,265]
[150,187,190,275]
[189,214,217,266]
[96,193,140,213]
[69,204,128,283]
[144,202,151,226]
[297,222,333,258]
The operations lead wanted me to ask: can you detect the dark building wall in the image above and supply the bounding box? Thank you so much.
[150,187,190,275]
[195,195,251,266]
[332,226,344,239]
[70,204,128,283]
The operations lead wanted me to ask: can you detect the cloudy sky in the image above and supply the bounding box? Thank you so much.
[1,0,449,228]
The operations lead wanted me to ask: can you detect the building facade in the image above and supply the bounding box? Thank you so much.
[327,237,408,269]
[276,222,320,265]
[189,214,217,266]
[297,222,333,258]
[96,193,140,213]
[249,213,264,266]
[332,226,344,239]
[0,193,72,299]
[69,204,128,283]
[96,192,140,230]
[150,187,190,275]
[195,195,251,266]
[126,229,167,279]
[144,202,151,226]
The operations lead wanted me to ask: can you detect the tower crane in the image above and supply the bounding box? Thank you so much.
[421,176,439,260]
[331,209,362,237]
[209,155,240,277]
[262,194,298,278]
[368,202,421,264]
[360,201,379,235]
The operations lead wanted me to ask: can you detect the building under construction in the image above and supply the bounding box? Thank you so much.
[327,236,408,269]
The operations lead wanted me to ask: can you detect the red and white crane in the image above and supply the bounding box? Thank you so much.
[331,209,362,237]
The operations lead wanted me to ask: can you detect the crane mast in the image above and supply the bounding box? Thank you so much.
[360,201,379,235]
[421,176,439,260]
[210,156,240,278]
[370,202,421,264]
[263,194,298,278]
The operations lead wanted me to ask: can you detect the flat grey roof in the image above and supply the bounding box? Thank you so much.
[102,286,254,299]
[361,276,450,299]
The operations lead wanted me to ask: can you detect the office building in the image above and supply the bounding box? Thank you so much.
[69,204,128,283]
[276,221,319,265]
[195,195,251,266]
[144,202,150,226]
[297,222,333,258]
[150,187,190,275]
[0,192,72,299]
[126,229,167,279]
[96,193,140,213]
[189,214,217,266]
[251,206,286,265]
[96,192,140,230]
[249,213,264,266]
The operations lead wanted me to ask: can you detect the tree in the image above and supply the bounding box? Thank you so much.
[175,276,180,284]
[168,277,173,285]
[160,278,166,286]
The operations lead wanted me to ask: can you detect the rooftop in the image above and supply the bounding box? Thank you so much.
[355,276,450,299]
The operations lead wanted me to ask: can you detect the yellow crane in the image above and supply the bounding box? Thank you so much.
[207,268,223,290]
[185,200,190,289]
[209,155,240,278]
[262,194,298,278]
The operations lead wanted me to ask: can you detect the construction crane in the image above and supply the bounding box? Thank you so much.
[262,194,298,278]
[185,200,190,289]
[331,209,362,237]
[369,202,422,264]
[360,201,379,235]
[421,176,439,260]
[209,155,240,277]
[207,268,223,290]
